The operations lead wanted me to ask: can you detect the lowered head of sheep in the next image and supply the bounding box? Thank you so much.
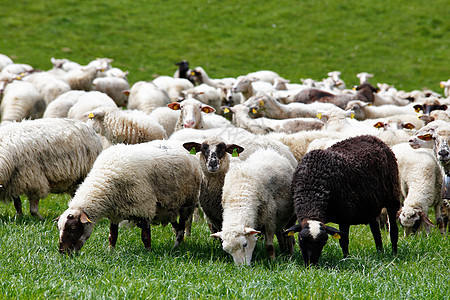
[396,207,435,235]
[56,210,94,254]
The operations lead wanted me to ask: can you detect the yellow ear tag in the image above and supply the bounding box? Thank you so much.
[84,215,92,223]
[224,108,230,114]
[333,233,341,239]
[190,148,197,155]
[440,83,445,88]
[259,100,264,106]
[232,148,239,157]
[252,108,258,115]
[287,231,295,236]
[415,107,421,113]
[190,71,196,76]
[350,113,355,119]
[316,112,322,119]
[88,113,95,119]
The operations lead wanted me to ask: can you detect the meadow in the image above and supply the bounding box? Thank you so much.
[1,0,450,299]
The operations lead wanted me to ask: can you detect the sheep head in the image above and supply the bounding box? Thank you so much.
[56,209,94,255]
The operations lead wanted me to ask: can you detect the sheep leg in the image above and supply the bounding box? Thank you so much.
[338,224,350,257]
[137,220,151,251]
[369,221,383,252]
[12,196,23,217]
[434,203,444,234]
[109,223,119,248]
[387,209,399,254]
[265,232,275,260]
[29,197,43,220]
[172,205,194,248]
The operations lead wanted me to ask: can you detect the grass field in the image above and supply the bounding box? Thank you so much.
[1,0,450,299]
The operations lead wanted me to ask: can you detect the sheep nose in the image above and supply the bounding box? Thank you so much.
[438,149,449,157]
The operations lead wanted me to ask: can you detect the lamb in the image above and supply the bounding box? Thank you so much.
[211,148,296,265]
[182,136,244,233]
[92,76,129,107]
[43,90,86,118]
[216,83,244,107]
[327,71,346,90]
[1,80,46,126]
[67,91,117,121]
[356,72,374,84]
[345,100,417,120]
[167,98,232,131]
[85,106,167,144]
[242,92,337,119]
[0,118,103,219]
[22,71,71,104]
[391,143,444,235]
[152,76,194,101]
[285,135,401,265]
[227,104,324,134]
[56,140,203,254]
[126,81,170,114]
[293,83,378,109]
[0,54,13,70]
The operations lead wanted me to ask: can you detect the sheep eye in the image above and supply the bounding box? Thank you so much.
[243,242,247,248]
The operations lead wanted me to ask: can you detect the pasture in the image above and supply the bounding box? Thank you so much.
[1,0,450,299]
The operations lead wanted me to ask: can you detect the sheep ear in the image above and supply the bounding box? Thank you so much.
[324,225,345,239]
[225,144,244,155]
[402,123,415,130]
[244,227,261,235]
[123,90,130,96]
[80,211,92,224]
[417,133,433,141]
[201,105,215,114]
[374,122,385,129]
[210,232,223,239]
[439,105,448,111]
[419,211,436,227]
[284,224,302,235]
[182,142,202,154]
[413,105,423,113]
[167,102,181,110]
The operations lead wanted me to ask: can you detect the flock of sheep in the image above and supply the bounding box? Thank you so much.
[0,52,449,266]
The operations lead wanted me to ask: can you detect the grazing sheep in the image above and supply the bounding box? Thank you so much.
[1,80,46,126]
[285,135,401,265]
[227,104,324,134]
[0,54,14,71]
[182,136,244,233]
[0,118,103,219]
[85,107,167,144]
[211,148,296,265]
[392,143,444,235]
[126,81,170,114]
[42,90,87,118]
[56,140,203,254]
[167,98,231,131]
[92,76,129,107]
[67,91,117,121]
[23,71,71,104]
[294,83,378,109]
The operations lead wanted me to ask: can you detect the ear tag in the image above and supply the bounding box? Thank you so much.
[350,113,355,119]
[333,233,341,239]
[190,148,197,155]
[251,108,258,115]
[287,231,295,236]
[415,107,421,113]
[440,83,444,88]
[88,113,95,119]
[224,108,230,114]
[259,100,264,106]
[232,148,239,157]
[190,71,196,76]
[84,215,92,223]
[316,112,322,119]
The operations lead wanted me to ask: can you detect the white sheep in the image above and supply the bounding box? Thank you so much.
[43,90,86,118]
[85,106,167,144]
[63,65,100,91]
[272,78,305,91]
[245,70,281,84]
[92,76,129,107]
[67,91,117,121]
[148,106,181,137]
[211,148,295,265]
[190,66,236,87]
[0,54,13,71]
[440,79,450,98]
[232,76,276,100]
[356,72,374,84]
[0,118,103,219]
[227,104,324,134]
[50,57,82,72]
[0,80,46,126]
[126,81,170,114]
[181,83,223,112]
[1,63,34,77]
[167,98,232,131]
[327,71,346,90]
[22,71,71,104]
[56,140,203,254]
[152,76,194,101]
[104,67,129,79]
[392,143,444,235]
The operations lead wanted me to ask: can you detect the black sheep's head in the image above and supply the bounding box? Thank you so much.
[284,219,345,266]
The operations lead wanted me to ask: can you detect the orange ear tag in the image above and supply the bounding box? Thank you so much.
[287,231,295,236]
[333,233,341,239]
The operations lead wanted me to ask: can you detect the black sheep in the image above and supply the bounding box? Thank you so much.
[285,135,401,265]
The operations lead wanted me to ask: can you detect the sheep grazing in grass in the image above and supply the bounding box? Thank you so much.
[392,143,444,235]
[182,137,244,233]
[0,118,103,219]
[85,107,167,144]
[56,140,203,254]
[0,80,46,126]
[211,148,296,265]
[285,135,401,265]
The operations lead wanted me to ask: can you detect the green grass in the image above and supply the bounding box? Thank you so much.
[0,196,449,299]
[1,1,450,298]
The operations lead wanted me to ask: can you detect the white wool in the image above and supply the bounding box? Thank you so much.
[308,220,322,239]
